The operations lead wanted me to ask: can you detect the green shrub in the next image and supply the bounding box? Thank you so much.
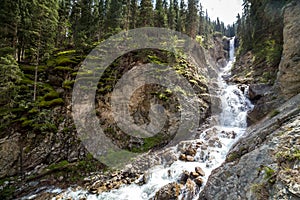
[43,91,59,101]
[39,98,64,108]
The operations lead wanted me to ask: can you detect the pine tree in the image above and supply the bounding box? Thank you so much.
[57,0,72,47]
[198,2,204,35]
[174,0,180,31]
[0,0,20,58]
[129,0,138,29]
[186,0,198,38]
[177,0,186,32]
[168,0,176,29]
[139,0,154,27]
[154,0,167,27]
[105,0,123,36]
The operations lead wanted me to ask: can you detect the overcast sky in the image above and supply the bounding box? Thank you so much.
[200,0,243,25]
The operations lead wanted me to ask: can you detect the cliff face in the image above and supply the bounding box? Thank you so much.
[199,2,300,199]
[277,1,300,100]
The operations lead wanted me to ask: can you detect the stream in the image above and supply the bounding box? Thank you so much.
[41,37,253,200]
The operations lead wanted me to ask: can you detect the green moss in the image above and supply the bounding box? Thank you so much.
[56,50,76,56]
[47,160,70,170]
[269,110,280,118]
[62,80,75,89]
[28,108,39,114]
[33,123,57,132]
[158,93,168,101]
[0,185,16,200]
[43,91,59,101]
[39,98,64,108]
[54,66,73,72]
[100,149,135,169]
[21,119,34,127]
[263,166,276,183]
[132,134,166,153]
[226,152,240,162]
[276,148,300,162]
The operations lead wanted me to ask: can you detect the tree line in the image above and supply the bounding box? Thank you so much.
[0,0,235,64]
[235,0,291,66]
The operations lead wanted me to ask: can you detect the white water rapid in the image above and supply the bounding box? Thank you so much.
[51,37,253,200]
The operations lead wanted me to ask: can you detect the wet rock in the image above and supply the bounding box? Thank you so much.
[186,155,195,162]
[184,178,197,199]
[195,167,205,177]
[152,182,182,200]
[190,172,200,179]
[185,146,197,157]
[194,177,204,187]
[248,84,272,102]
[179,154,186,161]
[180,170,190,184]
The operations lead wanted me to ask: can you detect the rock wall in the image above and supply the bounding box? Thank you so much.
[276,1,300,100]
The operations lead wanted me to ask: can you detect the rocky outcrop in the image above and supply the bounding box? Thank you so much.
[276,1,300,100]
[199,94,300,200]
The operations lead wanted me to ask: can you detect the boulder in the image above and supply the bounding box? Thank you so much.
[195,167,205,177]
[152,182,182,200]
[186,155,195,162]
[194,177,204,187]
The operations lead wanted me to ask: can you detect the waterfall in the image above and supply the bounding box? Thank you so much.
[46,37,253,200]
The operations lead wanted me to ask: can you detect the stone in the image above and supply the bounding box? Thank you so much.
[179,154,186,161]
[195,167,205,177]
[194,177,204,187]
[248,84,272,102]
[186,155,194,162]
[180,170,190,184]
[152,182,182,200]
[185,146,197,157]
[190,172,200,179]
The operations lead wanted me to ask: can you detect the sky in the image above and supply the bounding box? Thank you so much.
[200,0,243,25]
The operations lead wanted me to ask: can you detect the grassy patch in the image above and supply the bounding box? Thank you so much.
[276,148,300,162]
[226,152,240,162]
[251,183,269,200]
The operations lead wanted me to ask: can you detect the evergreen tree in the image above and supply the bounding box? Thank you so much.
[186,0,198,38]
[105,0,123,36]
[173,0,180,31]
[177,0,186,32]
[168,0,176,29]
[198,2,204,35]
[129,0,139,29]
[139,0,154,27]
[57,0,72,47]
[154,0,167,27]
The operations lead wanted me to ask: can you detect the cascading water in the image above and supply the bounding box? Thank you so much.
[52,37,253,200]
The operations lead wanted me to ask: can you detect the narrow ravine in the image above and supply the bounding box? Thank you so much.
[53,38,253,200]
